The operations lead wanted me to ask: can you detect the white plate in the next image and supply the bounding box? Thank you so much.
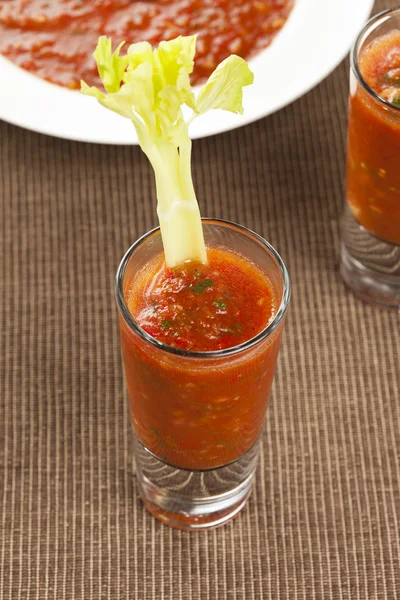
[0,0,374,144]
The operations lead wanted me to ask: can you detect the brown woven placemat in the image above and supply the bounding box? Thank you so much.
[1,1,399,598]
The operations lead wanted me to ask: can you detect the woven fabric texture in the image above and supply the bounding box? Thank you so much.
[1,1,399,598]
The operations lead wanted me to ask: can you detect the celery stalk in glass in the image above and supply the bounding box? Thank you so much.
[81,35,253,267]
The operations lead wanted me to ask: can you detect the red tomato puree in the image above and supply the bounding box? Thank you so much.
[0,0,293,89]
[120,247,283,470]
[129,247,276,351]
[346,31,400,245]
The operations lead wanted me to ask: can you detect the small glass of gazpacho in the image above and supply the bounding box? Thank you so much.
[116,219,290,530]
[341,8,400,307]
[82,35,290,529]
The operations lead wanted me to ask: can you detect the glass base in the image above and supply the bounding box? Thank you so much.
[133,434,260,531]
[340,207,400,308]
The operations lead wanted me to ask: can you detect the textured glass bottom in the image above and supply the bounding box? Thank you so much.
[133,433,260,531]
[340,206,400,308]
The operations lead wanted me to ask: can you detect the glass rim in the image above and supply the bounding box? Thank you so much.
[115,218,291,359]
[351,7,400,113]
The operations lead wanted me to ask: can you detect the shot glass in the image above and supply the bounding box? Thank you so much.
[115,219,290,530]
[341,8,400,307]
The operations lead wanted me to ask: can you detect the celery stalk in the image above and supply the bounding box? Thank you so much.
[81,36,253,267]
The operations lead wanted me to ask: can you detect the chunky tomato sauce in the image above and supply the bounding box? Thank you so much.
[128,248,276,352]
[120,246,283,470]
[346,31,400,245]
[0,0,293,89]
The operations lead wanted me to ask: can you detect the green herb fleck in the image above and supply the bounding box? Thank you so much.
[392,96,400,106]
[227,323,243,334]
[214,300,227,310]
[384,69,400,87]
[161,319,172,330]
[192,279,215,294]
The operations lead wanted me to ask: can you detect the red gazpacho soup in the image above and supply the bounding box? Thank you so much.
[0,0,293,89]
[120,246,283,470]
[346,30,400,245]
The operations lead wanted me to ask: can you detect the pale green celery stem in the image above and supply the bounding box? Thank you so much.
[145,138,207,268]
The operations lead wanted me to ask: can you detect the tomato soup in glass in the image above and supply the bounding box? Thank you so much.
[116,219,290,529]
